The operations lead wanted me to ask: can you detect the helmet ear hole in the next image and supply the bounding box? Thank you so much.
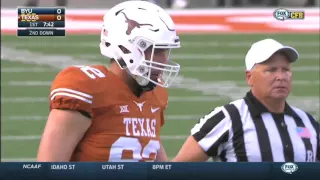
[118,45,131,54]
[105,42,111,47]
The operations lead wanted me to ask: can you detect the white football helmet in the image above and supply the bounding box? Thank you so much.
[100,1,181,88]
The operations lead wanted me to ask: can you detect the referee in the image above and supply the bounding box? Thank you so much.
[172,39,319,162]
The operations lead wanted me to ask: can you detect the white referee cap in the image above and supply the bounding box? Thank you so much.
[245,39,299,71]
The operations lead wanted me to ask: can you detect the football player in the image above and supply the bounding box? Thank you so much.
[37,1,181,162]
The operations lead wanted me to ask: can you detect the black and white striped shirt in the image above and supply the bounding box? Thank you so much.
[191,91,319,162]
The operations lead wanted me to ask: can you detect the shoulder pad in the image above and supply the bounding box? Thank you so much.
[49,65,107,117]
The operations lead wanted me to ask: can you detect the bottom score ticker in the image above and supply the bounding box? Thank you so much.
[17,29,66,37]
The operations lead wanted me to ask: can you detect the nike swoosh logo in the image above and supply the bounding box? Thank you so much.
[151,107,160,113]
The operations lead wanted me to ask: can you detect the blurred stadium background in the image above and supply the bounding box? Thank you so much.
[1,0,319,161]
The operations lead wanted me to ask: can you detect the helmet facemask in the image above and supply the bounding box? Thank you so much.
[104,36,180,89]
[129,38,180,88]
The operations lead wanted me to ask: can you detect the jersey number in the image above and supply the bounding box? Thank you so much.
[109,137,160,162]
[76,65,106,79]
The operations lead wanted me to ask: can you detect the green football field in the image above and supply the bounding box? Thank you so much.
[1,33,319,161]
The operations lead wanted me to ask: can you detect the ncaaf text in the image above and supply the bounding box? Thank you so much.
[22,163,42,170]
[274,8,305,21]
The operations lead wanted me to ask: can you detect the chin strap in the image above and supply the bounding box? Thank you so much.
[141,81,157,91]
[125,69,156,92]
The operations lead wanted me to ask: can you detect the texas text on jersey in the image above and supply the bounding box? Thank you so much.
[49,65,168,162]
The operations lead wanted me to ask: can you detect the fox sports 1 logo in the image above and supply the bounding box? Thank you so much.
[274,8,290,21]
[281,162,298,174]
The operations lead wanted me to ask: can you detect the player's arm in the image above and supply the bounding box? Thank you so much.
[317,133,320,162]
[172,107,231,162]
[306,112,320,161]
[37,67,95,162]
[316,119,320,162]
[155,142,168,162]
[155,104,169,162]
[37,109,91,161]
[314,119,319,161]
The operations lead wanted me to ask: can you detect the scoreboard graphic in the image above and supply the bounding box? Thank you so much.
[17,7,66,37]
